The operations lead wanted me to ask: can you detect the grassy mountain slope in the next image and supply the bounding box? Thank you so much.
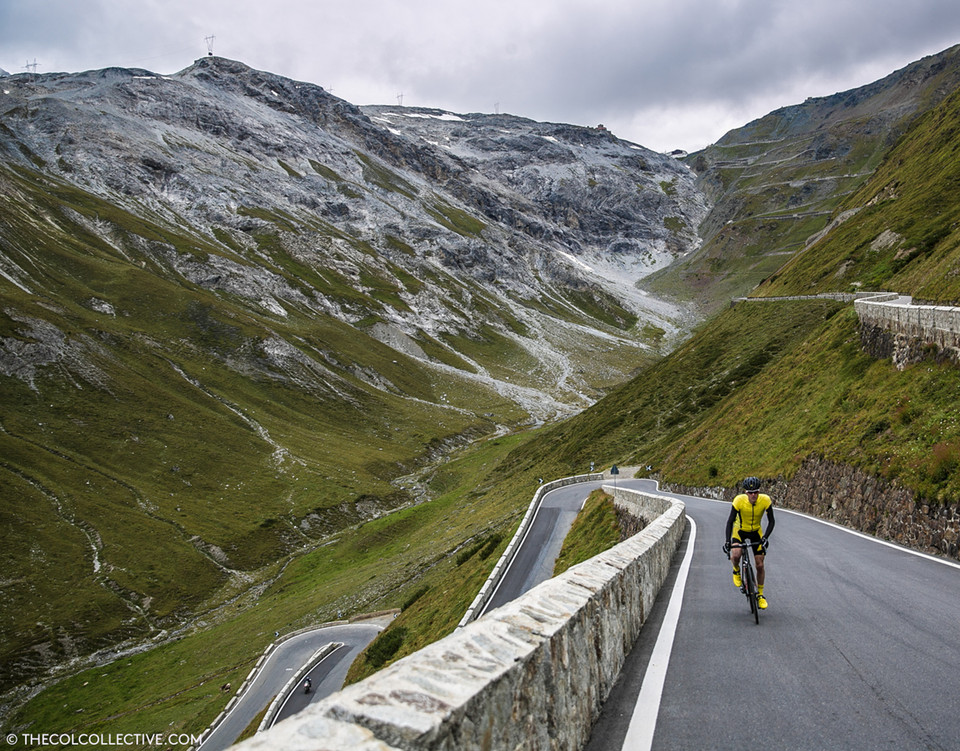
[4,428,539,742]
[2,56,696,696]
[643,44,960,312]
[0,162,517,690]
[757,83,960,301]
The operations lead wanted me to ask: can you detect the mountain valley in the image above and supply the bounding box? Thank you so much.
[3,44,960,742]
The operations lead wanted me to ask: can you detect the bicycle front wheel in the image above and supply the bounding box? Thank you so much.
[742,562,759,623]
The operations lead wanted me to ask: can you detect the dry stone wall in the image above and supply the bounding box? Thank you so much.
[855,294,960,368]
[664,456,959,562]
[234,487,685,751]
[783,457,959,559]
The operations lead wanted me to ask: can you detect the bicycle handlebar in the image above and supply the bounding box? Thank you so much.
[726,539,769,556]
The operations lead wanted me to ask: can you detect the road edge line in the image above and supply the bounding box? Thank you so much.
[621,515,697,751]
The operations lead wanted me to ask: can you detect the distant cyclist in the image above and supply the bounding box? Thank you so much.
[723,476,775,610]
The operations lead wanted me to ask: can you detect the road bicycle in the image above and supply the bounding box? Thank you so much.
[727,540,762,624]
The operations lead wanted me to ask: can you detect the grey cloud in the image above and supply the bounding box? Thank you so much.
[2,0,959,150]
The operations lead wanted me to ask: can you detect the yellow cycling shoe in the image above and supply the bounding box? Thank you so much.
[732,570,742,588]
[757,595,768,609]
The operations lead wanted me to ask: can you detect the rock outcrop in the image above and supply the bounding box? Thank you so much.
[783,457,959,559]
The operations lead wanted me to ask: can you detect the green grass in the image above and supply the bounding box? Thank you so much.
[355,152,418,199]
[308,159,344,182]
[492,300,846,478]
[7,259,958,749]
[363,627,409,668]
[425,199,487,237]
[439,324,541,384]
[565,287,639,331]
[277,159,302,178]
[5,430,539,743]
[553,489,621,575]
[663,216,686,235]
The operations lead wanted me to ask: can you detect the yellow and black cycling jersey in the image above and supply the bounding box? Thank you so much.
[731,493,772,533]
[725,493,776,542]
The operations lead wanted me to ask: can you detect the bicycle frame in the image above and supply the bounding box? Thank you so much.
[729,540,761,624]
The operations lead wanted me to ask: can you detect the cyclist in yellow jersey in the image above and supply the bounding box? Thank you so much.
[723,476,775,609]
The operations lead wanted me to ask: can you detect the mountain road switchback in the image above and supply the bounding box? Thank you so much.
[203,477,960,750]
[196,620,388,751]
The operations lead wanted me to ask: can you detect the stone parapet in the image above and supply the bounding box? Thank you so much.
[731,292,856,306]
[234,488,684,751]
[855,294,960,368]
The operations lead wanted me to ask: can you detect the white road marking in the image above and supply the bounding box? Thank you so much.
[621,516,697,751]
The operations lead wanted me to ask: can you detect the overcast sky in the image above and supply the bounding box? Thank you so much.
[2,0,960,152]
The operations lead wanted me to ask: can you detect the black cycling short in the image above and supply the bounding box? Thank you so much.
[732,529,766,556]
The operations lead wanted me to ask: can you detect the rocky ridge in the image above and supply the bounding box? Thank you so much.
[0,55,708,691]
[2,57,707,417]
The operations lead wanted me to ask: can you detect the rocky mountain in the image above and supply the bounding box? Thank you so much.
[2,56,706,406]
[360,105,704,288]
[643,43,960,313]
[0,56,705,691]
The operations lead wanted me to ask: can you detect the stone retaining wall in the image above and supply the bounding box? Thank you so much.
[234,487,685,751]
[663,456,959,562]
[855,294,960,368]
[783,457,960,560]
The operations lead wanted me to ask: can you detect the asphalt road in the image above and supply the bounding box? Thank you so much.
[479,477,649,616]
[197,621,386,751]
[203,477,960,750]
[271,625,382,725]
[585,484,960,751]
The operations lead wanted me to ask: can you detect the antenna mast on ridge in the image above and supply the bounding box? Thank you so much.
[24,58,39,81]
[396,92,404,106]
[205,35,216,56]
